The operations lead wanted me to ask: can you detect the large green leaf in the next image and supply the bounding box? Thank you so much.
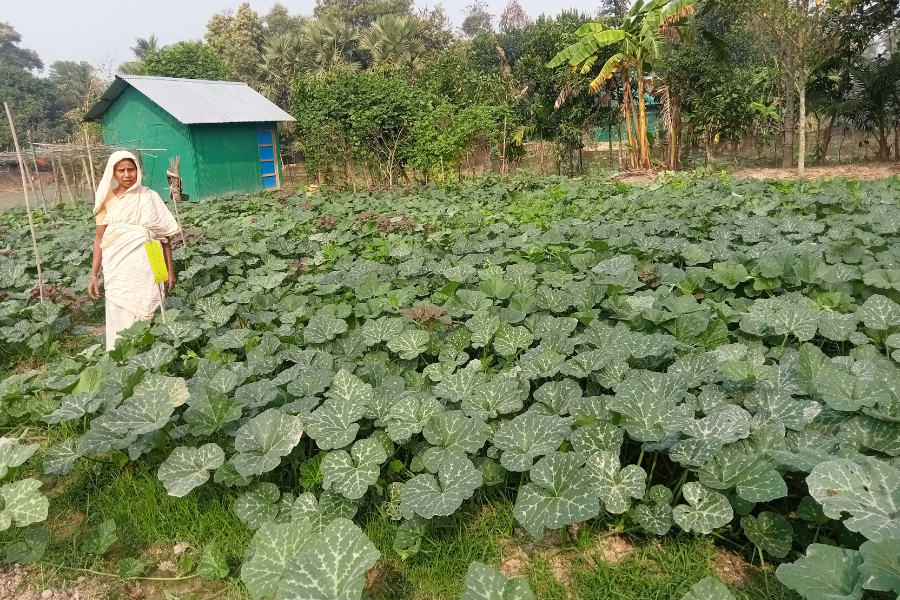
[384,391,443,442]
[858,538,900,596]
[401,455,483,520]
[233,409,304,476]
[234,483,282,530]
[0,437,39,479]
[304,315,348,343]
[184,387,243,436]
[680,577,736,600]
[493,412,571,472]
[513,452,599,539]
[583,450,646,514]
[775,544,863,600]
[807,458,900,541]
[462,378,526,420]
[241,520,318,600]
[421,410,490,472]
[635,485,674,536]
[321,438,387,500]
[697,447,787,503]
[275,518,380,600]
[305,397,367,450]
[0,479,48,531]
[82,519,117,555]
[607,371,689,442]
[158,444,225,497]
[741,511,792,558]
[461,561,534,600]
[672,482,733,534]
[5,526,50,564]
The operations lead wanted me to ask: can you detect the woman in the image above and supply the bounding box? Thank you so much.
[88,151,182,351]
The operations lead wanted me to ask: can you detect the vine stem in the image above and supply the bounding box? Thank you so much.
[636,447,645,469]
[645,453,658,494]
[672,469,690,504]
[758,546,770,600]
[41,563,199,582]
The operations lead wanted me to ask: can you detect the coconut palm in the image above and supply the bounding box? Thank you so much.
[548,0,696,169]
[131,35,160,59]
[359,14,426,73]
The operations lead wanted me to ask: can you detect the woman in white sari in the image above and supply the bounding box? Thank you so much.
[88,151,182,351]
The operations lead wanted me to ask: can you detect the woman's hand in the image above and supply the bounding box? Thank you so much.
[88,275,101,299]
[167,270,176,293]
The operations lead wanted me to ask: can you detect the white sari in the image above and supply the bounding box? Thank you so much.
[94,151,182,350]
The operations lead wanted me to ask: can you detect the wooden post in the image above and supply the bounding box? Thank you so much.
[50,154,62,205]
[83,125,97,190]
[59,156,75,203]
[167,157,187,247]
[25,130,48,215]
[4,102,44,303]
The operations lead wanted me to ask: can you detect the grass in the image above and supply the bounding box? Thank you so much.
[2,455,802,600]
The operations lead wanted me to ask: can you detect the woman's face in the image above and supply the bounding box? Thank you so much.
[114,159,137,190]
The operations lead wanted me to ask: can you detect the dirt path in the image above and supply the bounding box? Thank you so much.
[730,162,900,181]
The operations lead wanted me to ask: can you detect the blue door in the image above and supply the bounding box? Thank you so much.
[257,130,278,190]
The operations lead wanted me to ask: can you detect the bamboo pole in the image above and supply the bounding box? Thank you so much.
[83,125,97,190]
[81,154,93,195]
[59,156,75,203]
[25,130,48,215]
[50,155,62,205]
[4,102,44,303]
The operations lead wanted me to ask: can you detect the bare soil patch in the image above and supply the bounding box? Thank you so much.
[594,534,637,564]
[0,566,109,600]
[713,550,750,586]
[731,162,899,181]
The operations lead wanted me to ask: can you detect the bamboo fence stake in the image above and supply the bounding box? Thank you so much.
[25,130,48,215]
[50,155,62,205]
[83,125,97,190]
[60,157,75,203]
[81,154,93,195]
[4,102,44,303]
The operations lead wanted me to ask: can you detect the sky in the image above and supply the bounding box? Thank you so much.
[6,0,603,75]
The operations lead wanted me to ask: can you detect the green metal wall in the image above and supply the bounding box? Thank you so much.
[102,88,284,201]
[100,87,198,200]
[188,122,281,199]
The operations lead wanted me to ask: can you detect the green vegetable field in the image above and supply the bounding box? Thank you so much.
[2,172,900,600]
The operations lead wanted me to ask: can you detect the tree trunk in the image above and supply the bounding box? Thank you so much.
[878,123,891,161]
[894,123,899,162]
[782,62,796,169]
[819,113,836,165]
[797,69,807,178]
[621,76,638,169]
[635,64,651,169]
[668,93,681,170]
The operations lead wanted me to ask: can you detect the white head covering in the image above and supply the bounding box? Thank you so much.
[93,150,143,215]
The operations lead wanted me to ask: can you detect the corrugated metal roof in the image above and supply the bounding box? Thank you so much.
[84,75,294,124]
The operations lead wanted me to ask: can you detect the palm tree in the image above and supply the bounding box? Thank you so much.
[258,34,307,108]
[359,14,426,73]
[548,0,696,169]
[304,17,360,75]
[831,56,900,161]
[131,35,159,59]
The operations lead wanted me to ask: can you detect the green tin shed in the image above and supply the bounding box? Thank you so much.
[85,75,294,201]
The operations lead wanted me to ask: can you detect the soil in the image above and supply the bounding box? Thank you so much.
[0,566,109,600]
[730,162,900,181]
[713,550,750,586]
[612,161,900,184]
[594,534,636,564]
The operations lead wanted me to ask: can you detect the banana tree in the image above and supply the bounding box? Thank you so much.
[547,0,696,169]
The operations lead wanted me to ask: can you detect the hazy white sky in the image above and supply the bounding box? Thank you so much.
[6,0,603,75]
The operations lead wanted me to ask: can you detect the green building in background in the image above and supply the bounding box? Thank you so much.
[85,75,294,201]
